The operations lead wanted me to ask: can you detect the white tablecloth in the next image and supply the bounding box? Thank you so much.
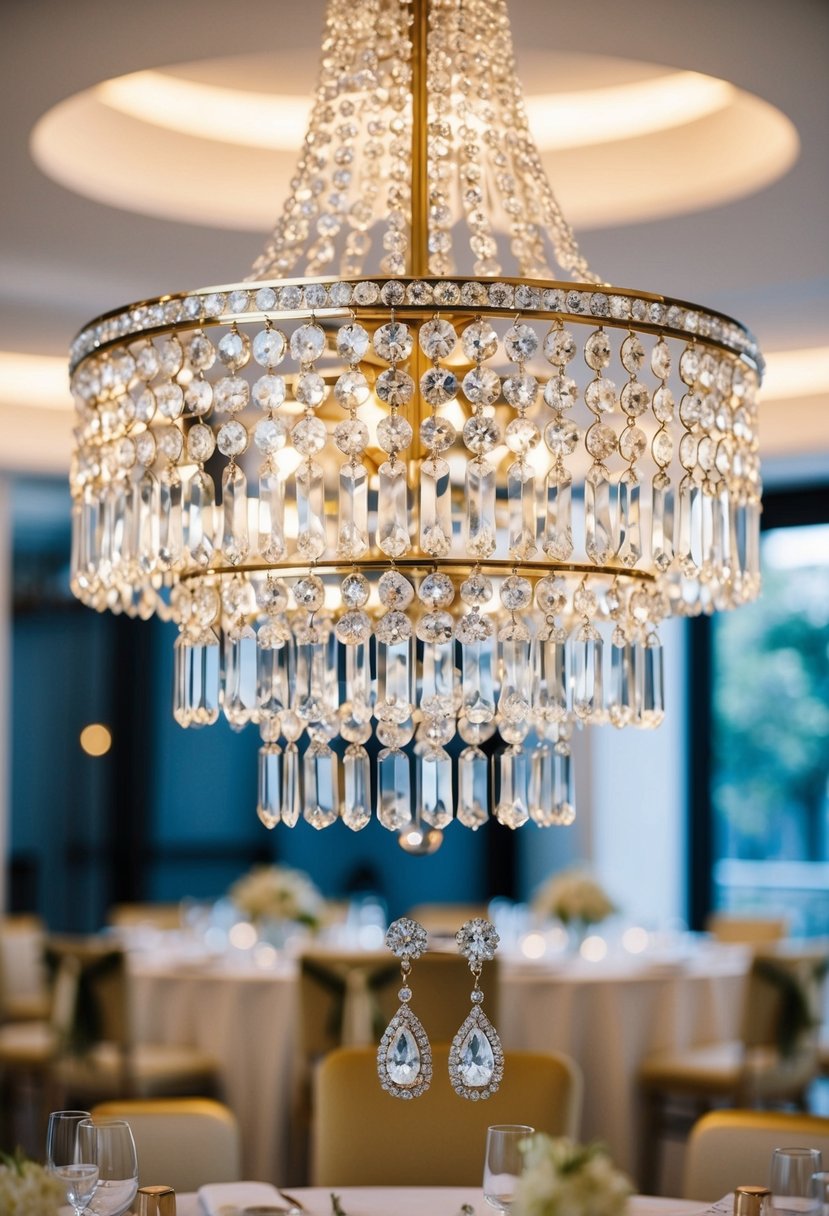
[130,946,748,1185]
[177,1187,710,1216]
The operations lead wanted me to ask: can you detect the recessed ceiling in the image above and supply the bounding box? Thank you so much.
[31,51,797,232]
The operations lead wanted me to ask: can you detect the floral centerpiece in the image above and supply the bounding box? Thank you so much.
[228,863,324,939]
[533,868,616,929]
[514,1135,632,1216]
[0,1149,65,1216]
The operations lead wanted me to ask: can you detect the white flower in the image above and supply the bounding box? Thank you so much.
[228,864,323,927]
[532,868,615,926]
[514,1135,632,1216]
[0,1154,65,1216]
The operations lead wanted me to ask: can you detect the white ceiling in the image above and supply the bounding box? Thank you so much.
[1,0,827,476]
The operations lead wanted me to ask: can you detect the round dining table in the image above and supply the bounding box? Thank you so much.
[130,941,749,1186]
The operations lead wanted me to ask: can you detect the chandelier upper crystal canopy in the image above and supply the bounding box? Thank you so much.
[68,0,763,847]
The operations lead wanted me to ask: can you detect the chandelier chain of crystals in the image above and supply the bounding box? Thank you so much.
[68,0,763,847]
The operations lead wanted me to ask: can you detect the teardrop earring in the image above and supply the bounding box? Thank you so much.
[376,917,433,1099]
[449,917,503,1099]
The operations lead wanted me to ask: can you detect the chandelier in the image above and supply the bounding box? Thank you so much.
[68,0,763,850]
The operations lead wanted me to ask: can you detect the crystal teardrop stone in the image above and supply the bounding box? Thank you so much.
[458,1028,495,1087]
[386,1027,421,1086]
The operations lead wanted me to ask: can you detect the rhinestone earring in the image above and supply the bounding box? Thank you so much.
[377,917,433,1099]
[449,917,504,1100]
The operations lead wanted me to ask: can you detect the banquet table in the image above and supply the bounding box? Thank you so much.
[130,940,749,1186]
[176,1187,714,1216]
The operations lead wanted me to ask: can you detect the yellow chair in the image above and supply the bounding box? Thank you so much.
[44,936,219,1104]
[91,1098,241,1192]
[707,915,789,945]
[639,951,827,1191]
[311,1044,582,1186]
[682,1109,829,1201]
[0,914,51,1022]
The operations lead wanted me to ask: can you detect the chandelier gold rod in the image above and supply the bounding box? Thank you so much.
[410,0,430,278]
[178,557,657,583]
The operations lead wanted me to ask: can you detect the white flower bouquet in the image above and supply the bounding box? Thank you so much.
[228,863,323,929]
[0,1149,65,1216]
[533,868,615,927]
[514,1135,632,1216]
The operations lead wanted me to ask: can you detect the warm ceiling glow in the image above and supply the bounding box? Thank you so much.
[96,67,733,152]
[80,723,112,756]
[0,352,72,410]
[760,346,829,401]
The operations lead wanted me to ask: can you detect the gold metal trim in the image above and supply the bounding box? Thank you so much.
[179,556,656,584]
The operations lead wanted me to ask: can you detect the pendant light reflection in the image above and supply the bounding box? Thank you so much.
[398,823,443,855]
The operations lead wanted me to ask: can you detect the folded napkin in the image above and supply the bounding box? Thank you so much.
[198,1181,284,1215]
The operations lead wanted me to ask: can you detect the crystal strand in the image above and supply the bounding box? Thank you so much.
[374,315,413,558]
[173,627,220,727]
[252,319,288,563]
[651,338,675,572]
[257,744,282,829]
[461,318,500,556]
[583,330,618,565]
[542,321,579,560]
[502,322,540,558]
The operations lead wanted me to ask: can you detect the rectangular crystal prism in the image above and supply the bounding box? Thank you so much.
[345,641,374,717]
[338,461,369,558]
[534,634,568,720]
[419,639,455,716]
[461,637,495,724]
[465,459,496,557]
[222,624,258,727]
[508,459,537,558]
[184,469,215,568]
[303,742,339,829]
[136,471,159,574]
[377,747,413,830]
[222,464,250,565]
[418,748,453,828]
[258,466,286,562]
[158,468,183,570]
[573,627,603,721]
[420,456,452,556]
[617,468,641,567]
[543,467,573,560]
[377,460,410,558]
[257,744,282,828]
[377,638,413,717]
[458,745,488,828]
[651,475,674,572]
[585,466,614,565]
[295,459,326,560]
[342,743,371,830]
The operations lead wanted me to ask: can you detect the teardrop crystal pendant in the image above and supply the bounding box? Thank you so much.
[448,1004,504,1100]
[377,1003,433,1100]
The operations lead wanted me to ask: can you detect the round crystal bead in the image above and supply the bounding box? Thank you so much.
[420,416,456,451]
[461,319,498,361]
[252,374,286,412]
[543,327,577,366]
[291,415,327,455]
[334,418,369,455]
[460,573,493,606]
[621,334,646,374]
[585,378,617,415]
[416,610,454,644]
[504,323,538,363]
[254,417,288,455]
[293,574,325,609]
[374,320,413,362]
[218,330,251,372]
[503,373,538,409]
[192,584,220,626]
[187,423,216,462]
[377,414,413,453]
[187,333,216,372]
[157,426,183,462]
[620,425,648,461]
[651,339,672,379]
[621,380,651,417]
[652,429,673,465]
[417,572,455,608]
[463,413,500,454]
[375,610,412,644]
[214,376,250,414]
[584,330,612,370]
[376,369,414,407]
[543,376,578,411]
[217,420,248,457]
[134,341,160,380]
[290,323,326,363]
[252,328,287,368]
[134,431,156,466]
[336,322,370,361]
[535,575,567,615]
[500,575,532,610]
[335,610,372,645]
[341,571,370,608]
[155,381,184,420]
[462,366,501,407]
[505,417,540,453]
[419,317,457,359]
[378,570,415,609]
[420,367,457,405]
[334,370,370,409]
[157,335,184,376]
[544,418,580,456]
[130,386,155,423]
[185,379,213,416]
[653,385,675,423]
[585,423,617,461]
[295,371,327,408]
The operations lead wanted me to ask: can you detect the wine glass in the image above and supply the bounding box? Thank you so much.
[483,1124,535,1214]
[77,1118,139,1216]
[46,1110,97,1215]
[770,1148,823,1215]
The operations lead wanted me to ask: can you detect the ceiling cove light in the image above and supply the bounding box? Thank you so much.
[68,0,764,848]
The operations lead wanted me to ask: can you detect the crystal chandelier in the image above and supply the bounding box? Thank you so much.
[68,0,763,848]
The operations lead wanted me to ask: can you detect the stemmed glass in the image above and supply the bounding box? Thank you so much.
[77,1118,139,1216]
[483,1124,535,1214]
[46,1110,97,1215]
[770,1148,823,1215]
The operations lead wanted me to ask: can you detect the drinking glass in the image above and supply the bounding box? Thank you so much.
[46,1110,96,1215]
[483,1124,534,1214]
[812,1172,829,1216]
[77,1118,139,1216]
[770,1148,823,1215]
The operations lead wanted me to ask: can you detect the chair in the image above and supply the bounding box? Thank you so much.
[707,915,789,945]
[107,904,183,932]
[682,1109,829,1201]
[0,914,51,1022]
[44,936,219,1104]
[639,950,828,1191]
[407,904,489,937]
[90,1098,241,1192]
[312,1044,582,1185]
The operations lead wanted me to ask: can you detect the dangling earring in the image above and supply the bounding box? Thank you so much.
[377,917,433,1099]
[449,917,503,1099]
